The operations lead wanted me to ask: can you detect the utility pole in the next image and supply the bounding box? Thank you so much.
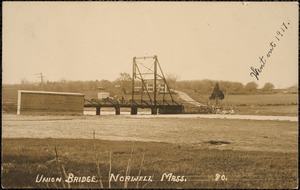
[36,73,45,90]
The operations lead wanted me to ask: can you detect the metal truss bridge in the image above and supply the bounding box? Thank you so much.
[84,55,184,115]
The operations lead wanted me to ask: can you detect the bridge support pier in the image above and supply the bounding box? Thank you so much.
[96,107,101,115]
[115,106,120,115]
[131,107,138,115]
[151,107,157,115]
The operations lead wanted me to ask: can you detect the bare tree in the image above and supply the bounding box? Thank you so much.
[166,74,180,90]
[116,73,132,94]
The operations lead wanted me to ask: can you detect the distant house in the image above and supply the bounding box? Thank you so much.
[143,79,168,93]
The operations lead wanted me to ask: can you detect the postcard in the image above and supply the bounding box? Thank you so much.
[2,2,298,189]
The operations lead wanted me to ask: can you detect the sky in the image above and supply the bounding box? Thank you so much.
[2,2,298,88]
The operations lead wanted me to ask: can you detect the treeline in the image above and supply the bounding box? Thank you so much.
[171,80,277,94]
[5,79,120,96]
[12,73,132,96]
[3,75,285,98]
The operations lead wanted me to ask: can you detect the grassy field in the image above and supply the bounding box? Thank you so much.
[222,94,298,105]
[183,93,298,116]
[2,113,298,188]
[2,138,298,189]
[181,91,298,106]
[222,94,298,116]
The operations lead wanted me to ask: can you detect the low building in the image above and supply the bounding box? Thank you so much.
[17,90,84,115]
[98,92,110,100]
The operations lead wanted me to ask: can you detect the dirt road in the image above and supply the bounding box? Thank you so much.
[175,90,205,106]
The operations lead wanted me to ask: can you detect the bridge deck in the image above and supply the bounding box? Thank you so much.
[84,98,184,115]
[84,98,181,108]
